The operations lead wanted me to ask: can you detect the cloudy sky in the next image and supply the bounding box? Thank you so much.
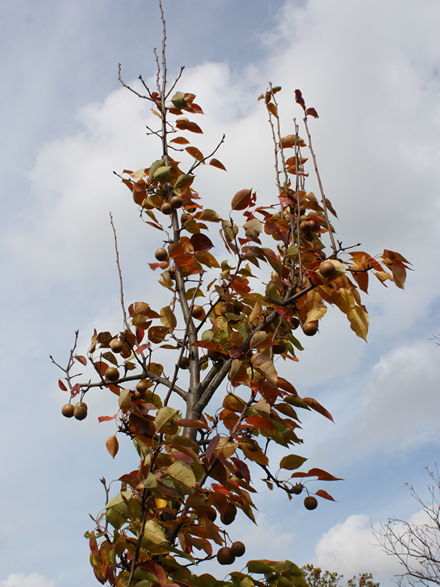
[1,0,439,585]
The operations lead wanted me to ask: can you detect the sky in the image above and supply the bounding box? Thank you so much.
[1,0,439,585]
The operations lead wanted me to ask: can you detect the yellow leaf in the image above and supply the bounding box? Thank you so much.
[144,519,167,544]
[160,306,177,329]
[154,407,179,431]
[305,290,327,322]
[347,303,369,341]
[248,302,262,326]
[250,331,270,349]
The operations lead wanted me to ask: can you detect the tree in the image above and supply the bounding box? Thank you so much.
[301,565,379,587]
[375,466,440,586]
[52,3,410,585]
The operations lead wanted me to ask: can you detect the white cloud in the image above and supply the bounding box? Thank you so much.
[0,573,55,587]
[352,340,440,453]
[314,514,401,580]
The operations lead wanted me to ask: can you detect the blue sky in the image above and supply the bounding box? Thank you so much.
[1,1,439,586]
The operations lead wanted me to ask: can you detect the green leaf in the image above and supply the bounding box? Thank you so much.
[167,461,196,488]
[279,454,308,470]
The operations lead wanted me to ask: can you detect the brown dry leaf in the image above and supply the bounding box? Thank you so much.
[106,435,119,458]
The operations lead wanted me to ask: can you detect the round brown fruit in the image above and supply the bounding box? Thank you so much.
[217,547,235,566]
[170,195,183,209]
[206,506,217,522]
[302,321,319,336]
[61,403,75,418]
[136,380,149,393]
[231,541,246,557]
[304,496,318,510]
[74,402,88,421]
[178,356,190,370]
[220,503,237,525]
[160,202,173,215]
[191,305,205,320]
[155,247,168,262]
[110,339,124,353]
[319,260,338,280]
[104,367,120,382]
[292,483,303,495]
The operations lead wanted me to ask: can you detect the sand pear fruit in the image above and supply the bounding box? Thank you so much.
[61,403,75,418]
[110,339,124,353]
[170,195,183,209]
[216,547,235,566]
[304,496,318,510]
[302,321,319,336]
[191,305,205,320]
[231,541,246,557]
[104,367,120,382]
[74,402,88,421]
[160,202,173,215]
[155,248,168,261]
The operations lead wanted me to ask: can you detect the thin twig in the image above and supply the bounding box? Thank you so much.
[303,115,338,254]
[109,212,130,331]
[187,134,226,175]
[117,63,150,100]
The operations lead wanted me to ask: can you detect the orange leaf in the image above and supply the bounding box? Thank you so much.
[315,489,335,501]
[307,468,343,481]
[186,146,204,161]
[106,435,119,458]
[303,397,334,422]
[170,136,190,145]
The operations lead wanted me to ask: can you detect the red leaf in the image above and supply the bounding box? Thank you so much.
[206,435,220,462]
[246,415,274,431]
[315,489,335,501]
[136,327,145,344]
[277,377,297,396]
[71,383,80,397]
[295,89,306,110]
[98,414,117,423]
[307,468,343,481]
[176,117,203,134]
[230,457,251,482]
[303,397,334,422]
[231,188,252,211]
[148,261,169,270]
[136,343,151,353]
[209,158,227,171]
[58,379,67,391]
[190,233,213,251]
[305,107,319,118]
[74,355,87,366]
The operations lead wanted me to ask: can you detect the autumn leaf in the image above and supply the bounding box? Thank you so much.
[279,454,308,470]
[106,435,119,458]
[231,188,253,211]
[209,158,227,171]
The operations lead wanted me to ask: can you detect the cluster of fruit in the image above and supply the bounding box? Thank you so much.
[216,541,246,566]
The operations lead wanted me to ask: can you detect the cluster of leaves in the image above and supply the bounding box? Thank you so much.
[302,565,379,587]
[53,7,410,586]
